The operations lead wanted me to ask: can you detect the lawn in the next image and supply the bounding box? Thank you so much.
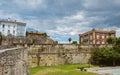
[30,63,99,75]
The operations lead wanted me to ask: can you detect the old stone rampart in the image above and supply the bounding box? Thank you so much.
[28,44,91,67]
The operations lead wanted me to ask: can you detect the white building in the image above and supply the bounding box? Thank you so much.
[0,19,26,36]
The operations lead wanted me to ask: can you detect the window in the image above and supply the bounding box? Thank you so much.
[13,30,15,34]
[90,35,93,40]
[2,24,5,28]
[97,41,100,44]
[102,41,105,44]
[2,29,4,33]
[13,25,15,28]
[97,35,100,39]
[106,35,109,38]
[8,30,10,34]
[102,34,105,39]
[8,25,10,28]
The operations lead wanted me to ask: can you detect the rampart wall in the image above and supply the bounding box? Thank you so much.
[28,44,91,67]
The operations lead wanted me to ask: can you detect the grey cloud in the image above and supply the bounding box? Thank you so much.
[0,0,120,42]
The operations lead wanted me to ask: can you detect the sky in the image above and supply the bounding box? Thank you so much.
[0,0,120,43]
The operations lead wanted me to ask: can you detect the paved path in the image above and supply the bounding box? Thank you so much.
[87,67,120,75]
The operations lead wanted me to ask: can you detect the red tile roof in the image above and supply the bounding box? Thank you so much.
[27,31,45,35]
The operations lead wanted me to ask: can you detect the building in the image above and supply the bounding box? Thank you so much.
[79,29,116,45]
[26,31,45,37]
[0,19,26,36]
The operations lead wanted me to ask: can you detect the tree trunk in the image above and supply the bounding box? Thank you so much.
[113,60,115,66]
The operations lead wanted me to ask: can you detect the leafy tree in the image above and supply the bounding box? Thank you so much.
[115,37,120,45]
[72,41,78,44]
[91,47,120,66]
[107,37,120,46]
[113,44,120,53]
[107,37,116,45]
[43,33,48,37]
[55,41,58,44]
[68,37,72,43]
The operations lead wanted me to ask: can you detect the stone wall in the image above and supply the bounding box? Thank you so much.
[0,47,29,75]
[28,44,91,67]
[3,34,56,46]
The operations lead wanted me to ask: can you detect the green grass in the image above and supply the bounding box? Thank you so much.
[45,71,98,75]
[30,63,99,75]
[51,63,91,70]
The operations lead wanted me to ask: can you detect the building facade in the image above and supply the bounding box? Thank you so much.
[0,19,26,36]
[79,29,116,45]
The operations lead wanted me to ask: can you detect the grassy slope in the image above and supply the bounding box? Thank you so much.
[30,63,99,75]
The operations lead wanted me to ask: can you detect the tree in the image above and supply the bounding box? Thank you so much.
[107,37,116,45]
[107,37,120,46]
[72,41,77,44]
[55,41,58,44]
[91,47,120,66]
[68,37,72,43]
[43,33,48,37]
[115,37,120,45]
[0,32,2,45]
[26,31,29,36]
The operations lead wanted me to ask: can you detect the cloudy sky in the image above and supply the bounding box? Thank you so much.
[0,0,120,43]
